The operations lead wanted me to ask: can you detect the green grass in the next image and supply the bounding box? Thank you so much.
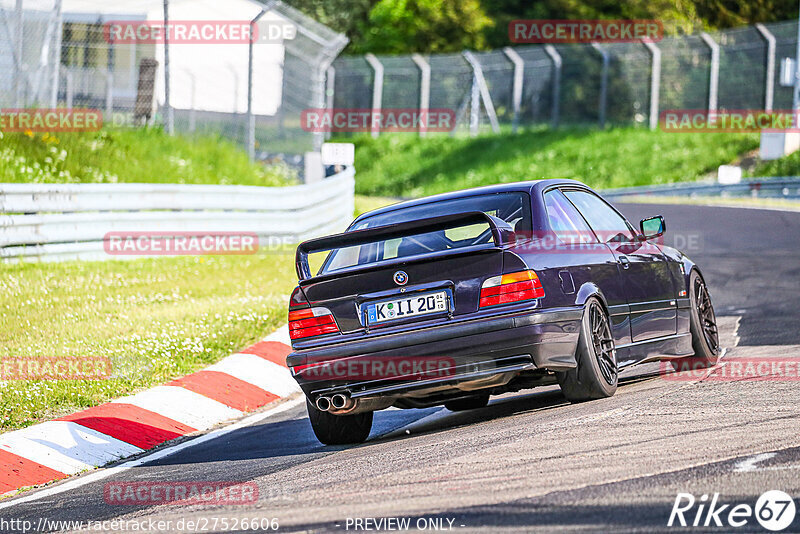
[0,195,381,432]
[750,149,800,178]
[0,127,296,186]
[354,194,401,216]
[0,252,298,431]
[346,127,759,197]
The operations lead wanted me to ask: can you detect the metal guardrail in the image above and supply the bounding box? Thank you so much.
[0,167,355,262]
[602,176,800,201]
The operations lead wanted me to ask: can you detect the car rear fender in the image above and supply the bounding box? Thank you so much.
[574,282,609,312]
[502,248,604,313]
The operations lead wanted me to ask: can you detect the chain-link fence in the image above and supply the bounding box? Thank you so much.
[2,6,800,155]
[0,0,347,169]
[0,0,64,110]
[330,20,800,135]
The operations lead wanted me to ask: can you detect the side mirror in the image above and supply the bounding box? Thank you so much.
[640,215,665,240]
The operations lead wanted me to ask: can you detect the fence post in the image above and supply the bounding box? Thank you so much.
[324,64,335,140]
[228,63,240,114]
[503,47,524,133]
[411,53,431,137]
[325,65,336,111]
[591,43,609,129]
[469,71,480,136]
[700,32,719,111]
[163,0,174,135]
[105,70,114,116]
[246,4,270,161]
[13,0,23,106]
[794,15,800,116]
[185,71,196,132]
[49,0,63,108]
[64,69,73,108]
[365,53,384,138]
[755,23,776,111]
[463,51,500,134]
[643,40,661,130]
[544,44,561,128]
[312,60,331,152]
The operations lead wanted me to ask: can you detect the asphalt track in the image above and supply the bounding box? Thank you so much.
[3,203,800,533]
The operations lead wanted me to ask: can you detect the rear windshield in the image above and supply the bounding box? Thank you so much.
[320,192,531,274]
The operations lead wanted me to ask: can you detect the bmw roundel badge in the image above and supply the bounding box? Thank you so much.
[393,271,408,286]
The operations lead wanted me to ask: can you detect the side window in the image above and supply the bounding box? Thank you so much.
[563,190,636,243]
[543,190,597,244]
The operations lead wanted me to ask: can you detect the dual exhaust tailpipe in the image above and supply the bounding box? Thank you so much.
[315,393,354,413]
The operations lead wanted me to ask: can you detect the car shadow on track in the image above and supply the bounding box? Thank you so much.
[372,387,568,445]
[371,370,664,445]
[151,370,663,468]
[146,403,444,467]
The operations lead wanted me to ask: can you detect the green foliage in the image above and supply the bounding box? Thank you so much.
[346,127,759,197]
[355,194,400,215]
[481,0,700,49]
[751,148,800,178]
[0,128,296,186]
[360,0,493,54]
[285,0,378,50]
[286,0,794,54]
[692,0,799,29]
[0,253,298,431]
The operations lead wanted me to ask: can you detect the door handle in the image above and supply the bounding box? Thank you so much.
[618,255,630,269]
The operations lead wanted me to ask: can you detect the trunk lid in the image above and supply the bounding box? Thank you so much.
[295,212,513,333]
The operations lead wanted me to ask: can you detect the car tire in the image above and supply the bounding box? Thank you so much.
[557,298,618,402]
[306,399,373,445]
[684,270,721,367]
[444,394,490,412]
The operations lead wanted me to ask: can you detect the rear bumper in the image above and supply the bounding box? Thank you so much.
[287,307,583,400]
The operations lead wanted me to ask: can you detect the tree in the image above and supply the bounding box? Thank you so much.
[284,0,378,51]
[481,0,700,49]
[286,0,800,55]
[692,0,799,28]
[357,0,493,54]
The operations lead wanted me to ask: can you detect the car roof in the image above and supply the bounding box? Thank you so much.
[352,178,591,224]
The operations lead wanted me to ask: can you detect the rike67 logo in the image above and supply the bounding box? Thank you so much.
[669,491,796,531]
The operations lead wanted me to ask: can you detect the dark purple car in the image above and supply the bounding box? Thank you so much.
[287,180,719,445]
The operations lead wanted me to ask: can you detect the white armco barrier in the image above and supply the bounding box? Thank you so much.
[0,167,355,262]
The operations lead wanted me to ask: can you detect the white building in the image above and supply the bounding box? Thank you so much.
[0,0,346,152]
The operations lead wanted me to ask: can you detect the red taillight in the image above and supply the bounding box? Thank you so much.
[289,307,339,340]
[479,270,545,308]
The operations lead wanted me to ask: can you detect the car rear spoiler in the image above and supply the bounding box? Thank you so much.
[295,211,515,280]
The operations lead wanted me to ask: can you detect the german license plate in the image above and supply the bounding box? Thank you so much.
[366,291,448,324]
